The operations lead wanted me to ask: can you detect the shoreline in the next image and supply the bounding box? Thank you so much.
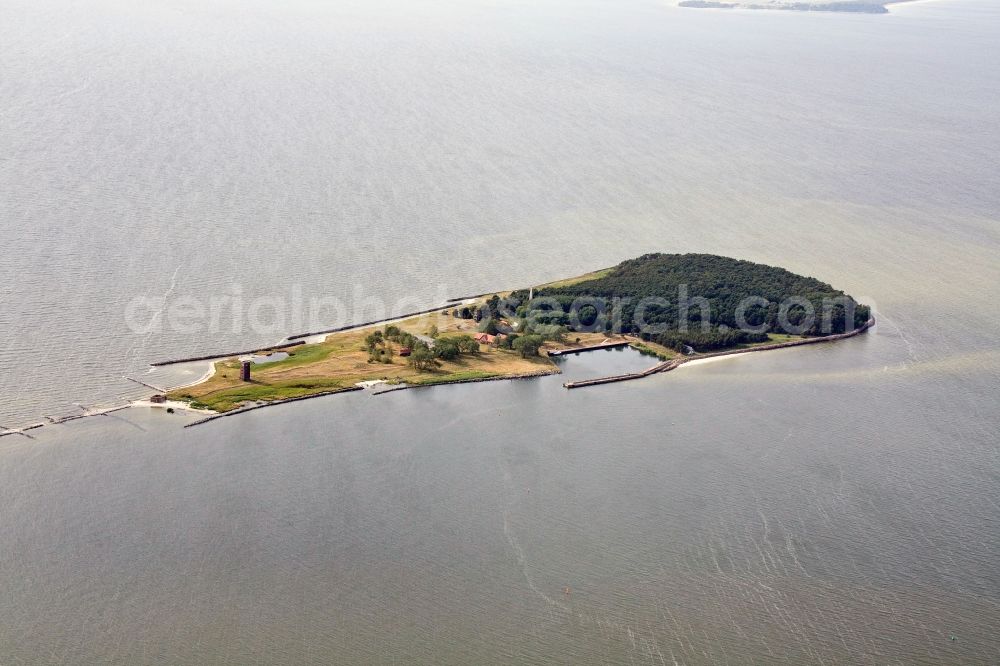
[2,318,873,437]
[2,297,514,435]
[885,0,938,10]
[167,317,875,419]
[4,258,874,433]
[131,399,215,415]
[183,368,564,428]
[676,0,926,14]
[158,282,875,416]
[160,287,574,413]
[183,386,366,428]
[564,317,875,388]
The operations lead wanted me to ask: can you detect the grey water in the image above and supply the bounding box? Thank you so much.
[1,0,999,663]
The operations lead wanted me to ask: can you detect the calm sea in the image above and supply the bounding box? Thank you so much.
[1,0,998,663]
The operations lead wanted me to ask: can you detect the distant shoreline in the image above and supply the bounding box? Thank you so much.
[677,0,921,14]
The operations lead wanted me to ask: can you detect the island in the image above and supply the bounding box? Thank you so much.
[164,254,872,418]
[678,0,913,14]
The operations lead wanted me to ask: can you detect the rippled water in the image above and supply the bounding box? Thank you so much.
[2,339,998,664]
[1,0,999,663]
[2,0,998,425]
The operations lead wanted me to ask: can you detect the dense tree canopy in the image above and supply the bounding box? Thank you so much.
[510,254,870,338]
[512,335,544,358]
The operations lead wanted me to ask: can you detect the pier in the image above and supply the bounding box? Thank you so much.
[563,359,680,388]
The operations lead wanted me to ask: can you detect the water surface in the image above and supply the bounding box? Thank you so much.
[1,0,999,663]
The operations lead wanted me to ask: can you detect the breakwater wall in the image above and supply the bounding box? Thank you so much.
[153,303,460,366]
[564,317,875,389]
[445,293,492,303]
[150,341,305,367]
[286,306,452,341]
[1,404,134,439]
[547,341,631,357]
[0,422,46,439]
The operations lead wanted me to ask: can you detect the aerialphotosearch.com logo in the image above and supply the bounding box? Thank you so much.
[123,283,870,339]
[123,283,456,337]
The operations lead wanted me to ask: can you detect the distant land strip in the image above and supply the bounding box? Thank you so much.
[677,0,912,13]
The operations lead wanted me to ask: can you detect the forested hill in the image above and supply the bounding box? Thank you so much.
[512,254,870,345]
